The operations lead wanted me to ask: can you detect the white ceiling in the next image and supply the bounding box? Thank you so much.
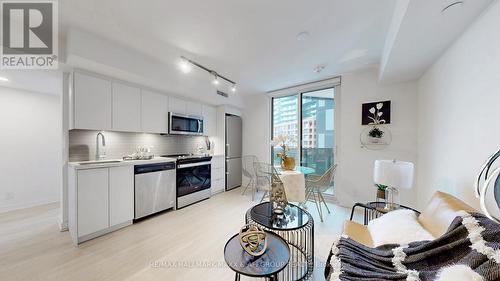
[379,0,494,83]
[60,0,397,95]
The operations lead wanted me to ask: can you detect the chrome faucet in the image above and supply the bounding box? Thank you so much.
[96,131,106,160]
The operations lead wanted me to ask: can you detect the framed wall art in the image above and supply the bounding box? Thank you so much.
[362,100,391,125]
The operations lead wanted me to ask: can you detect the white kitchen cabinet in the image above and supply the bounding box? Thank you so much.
[112,82,141,132]
[202,105,217,136]
[77,168,109,237]
[109,166,134,227]
[186,101,202,117]
[141,90,168,133]
[169,97,186,115]
[73,72,112,130]
[211,155,225,194]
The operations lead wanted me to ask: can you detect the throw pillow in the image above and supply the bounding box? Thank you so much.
[367,209,434,247]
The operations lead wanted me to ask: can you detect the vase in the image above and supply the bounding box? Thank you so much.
[281,156,295,170]
[376,189,387,204]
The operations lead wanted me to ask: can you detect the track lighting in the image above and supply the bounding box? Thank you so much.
[178,57,192,73]
[212,73,219,85]
[178,56,236,93]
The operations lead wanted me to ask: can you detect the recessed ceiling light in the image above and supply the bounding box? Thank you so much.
[296,31,310,41]
[442,1,464,13]
[313,64,326,73]
[0,76,8,82]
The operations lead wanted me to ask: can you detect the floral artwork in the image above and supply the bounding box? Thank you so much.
[362,101,391,125]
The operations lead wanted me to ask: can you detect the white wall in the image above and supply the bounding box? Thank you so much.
[416,1,500,215]
[241,69,419,206]
[0,87,62,213]
[335,69,418,207]
[242,95,271,165]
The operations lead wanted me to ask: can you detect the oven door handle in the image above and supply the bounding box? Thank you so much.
[177,161,212,169]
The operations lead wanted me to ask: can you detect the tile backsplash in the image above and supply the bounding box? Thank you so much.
[69,130,208,162]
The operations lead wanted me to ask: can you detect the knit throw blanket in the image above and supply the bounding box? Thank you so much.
[325,212,500,281]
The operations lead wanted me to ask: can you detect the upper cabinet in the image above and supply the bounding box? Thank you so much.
[141,89,168,134]
[202,104,217,137]
[169,97,186,115]
[73,72,112,130]
[71,71,219,136]
[112,82,141,132]
[168,97,202,117]
[186,101,202,117]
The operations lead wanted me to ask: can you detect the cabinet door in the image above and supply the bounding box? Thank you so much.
[168,97,186,115]
[186,101,202,116]
[109,166,134,226]
[141,90,168,133]
[202,105,217,136]
[112,82,141,132]
[74,72,112,130]
[77,168,109,237]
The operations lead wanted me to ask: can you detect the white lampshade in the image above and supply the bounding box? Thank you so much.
[374,160,414,189]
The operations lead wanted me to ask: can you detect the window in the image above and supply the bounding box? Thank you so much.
[272,87,336,195]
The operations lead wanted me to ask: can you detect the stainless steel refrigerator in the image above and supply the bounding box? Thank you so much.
[225,114,242,190]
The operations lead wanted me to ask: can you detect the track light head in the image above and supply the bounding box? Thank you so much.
[212,72,219,85]
[178,57,192,74]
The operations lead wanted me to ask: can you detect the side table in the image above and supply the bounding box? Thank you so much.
[246,202,314,281]
[349,201,420,225]
[224,231,290,281]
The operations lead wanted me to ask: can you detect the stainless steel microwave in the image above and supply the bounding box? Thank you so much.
[168,112,204,135]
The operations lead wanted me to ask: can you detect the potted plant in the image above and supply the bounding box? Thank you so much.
[368,127,384,143]
[375,184,388,202]
[271,135,296,170]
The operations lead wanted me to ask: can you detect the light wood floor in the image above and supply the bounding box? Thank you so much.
[0,187,354,281]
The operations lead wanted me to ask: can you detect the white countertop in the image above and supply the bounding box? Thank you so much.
[69,157,177,170]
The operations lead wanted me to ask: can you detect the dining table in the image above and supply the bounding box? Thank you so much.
[274,166,316,203]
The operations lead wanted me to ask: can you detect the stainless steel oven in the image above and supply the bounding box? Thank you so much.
[169,112,204,135]
[175,156,212,208]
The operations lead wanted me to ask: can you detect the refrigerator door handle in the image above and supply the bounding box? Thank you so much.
[226,143,230,157]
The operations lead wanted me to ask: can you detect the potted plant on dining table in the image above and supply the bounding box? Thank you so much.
[271,135,296,171]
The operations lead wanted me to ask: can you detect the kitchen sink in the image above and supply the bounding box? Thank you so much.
[78,160,122,165]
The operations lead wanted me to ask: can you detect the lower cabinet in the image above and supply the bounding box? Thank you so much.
[109,166,134,227]
[77,168,109,237]
[69,166,134,245]
[211,155,226,194]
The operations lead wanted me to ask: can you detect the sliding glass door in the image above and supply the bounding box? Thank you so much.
[272,87,336,194]
[272,95,299,166]
[301,88,335,194]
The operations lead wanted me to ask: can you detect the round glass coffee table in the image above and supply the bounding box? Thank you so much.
[224,231,290,281]
[246,202,314,281]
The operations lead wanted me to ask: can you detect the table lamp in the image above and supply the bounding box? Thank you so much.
[373,160,414,210]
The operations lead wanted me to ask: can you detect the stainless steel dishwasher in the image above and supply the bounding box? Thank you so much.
[134,162,176,220]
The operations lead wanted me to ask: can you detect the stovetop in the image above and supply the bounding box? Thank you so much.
[161,153,212,161]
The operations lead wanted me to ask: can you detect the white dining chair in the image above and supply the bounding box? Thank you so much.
[241,155,258,200]
[304,164,337,222]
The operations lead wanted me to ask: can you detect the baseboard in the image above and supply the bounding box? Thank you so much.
[59,217,68,232]
[0,200,59,214]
